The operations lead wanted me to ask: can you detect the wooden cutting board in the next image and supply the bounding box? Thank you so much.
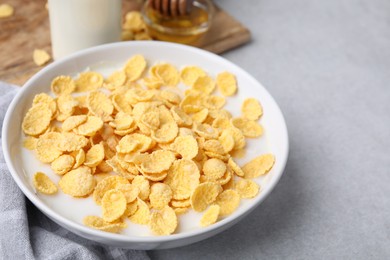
[0,0,250,86]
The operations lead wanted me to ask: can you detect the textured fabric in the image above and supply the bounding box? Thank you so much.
[0,82,150,260]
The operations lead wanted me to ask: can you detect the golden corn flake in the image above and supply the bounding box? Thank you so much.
[123,11,145,32]
[241,98,263,120]
[36,132,63,163]
[200,205,220,227]
[215,189,240,216]
[216,71,237,96]
[204,139,226,155]
[150,206,177,235]
[105,71,127,90]
[87,91,114,122]
[22,103,52,136]
[116,183,139,203]
[56,94,78,116]
[51,154,75,175]
[33,172,58,195]
[101,189,127,222]
[140,150,176,174]
[129,198,150,225]
[180,66,206,86]
[75,71,104,92]
[33,49,51,66]
[231,117,263,138]
[149,183,173,210]
[190,182,222,212]
[32,93,57,116]
[203,158,226,181]
[152,63,179,87]
[51,76,76,96]
[132,175,150,201]
[111,94,133,114]
[215,167,232,186]
[84,143,105,167]
[192,75,215,94]
[218,130,235,153]
[243,154,275,179]
[62,115,87,132]
[93,175,129,205]
[193,123,219,139]
[228,158,244,177]
[225,127,246,150]
[170,106,193,127]
[140,110,160,130]
[171,135,198,159]
[57,132,88,152]
[0,4,14,18]
[124,200,138,217]
[110,112,135,131]
[83,216,126,233]
[59,166,96,197]
[75,116,104,137]
[202,96,226,110]
[174,207,189,215]
[124,54,146,82]
[235,179,260,199]
[23,136,38,150]
[170,198,191,208]
[164,159,200,200]
[152,122,178,144]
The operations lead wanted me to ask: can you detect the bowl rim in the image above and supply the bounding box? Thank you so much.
[2,41,289,244]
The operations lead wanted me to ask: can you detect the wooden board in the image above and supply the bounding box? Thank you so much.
[0,0,250,85]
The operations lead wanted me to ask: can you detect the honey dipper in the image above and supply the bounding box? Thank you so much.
[150,0,195,16]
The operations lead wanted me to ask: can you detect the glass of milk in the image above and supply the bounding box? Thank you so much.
[48,0,122,60]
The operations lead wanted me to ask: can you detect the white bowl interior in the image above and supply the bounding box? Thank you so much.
[2,41,288,249]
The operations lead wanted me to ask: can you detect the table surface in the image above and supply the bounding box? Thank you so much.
[150,0,390,259]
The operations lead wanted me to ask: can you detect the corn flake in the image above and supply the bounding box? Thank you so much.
[243,154,275,179]
[93,175,129,205]
[164,159,200,200]
[215,189,240,216]
[171,135,198,160]
[83,216,126,233]
[190,182,222,212]
[180,66,206,87]
[124,54,146,82]
[200,205,220,227]
[216,72,237,96]
[51,154,75,175]
[150,206,177,235]
[129,198,150,225]
[59,166,96,197]
[22,103,52,136]
[203,158,226,181]
[87,91,114,122]
[235,179,260,198]
[150,183,173,210]
[75,72,104,92]
[33,49,51,66]
[0,4,14,18]
[33,172,58,195]
[101,189,127,222]
[231,117,263,138]
[51,76,76,96]
[241,98,263,120]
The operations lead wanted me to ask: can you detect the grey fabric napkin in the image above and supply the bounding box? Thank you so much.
[0,82,150,260]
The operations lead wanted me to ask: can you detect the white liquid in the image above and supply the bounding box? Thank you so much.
[48,0,122,60]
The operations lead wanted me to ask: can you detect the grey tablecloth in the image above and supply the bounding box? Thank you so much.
[0,83,150,259]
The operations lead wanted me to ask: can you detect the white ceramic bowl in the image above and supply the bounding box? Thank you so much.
[2,41,288,249]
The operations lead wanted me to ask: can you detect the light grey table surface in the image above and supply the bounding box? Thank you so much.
[150,0,390,259]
